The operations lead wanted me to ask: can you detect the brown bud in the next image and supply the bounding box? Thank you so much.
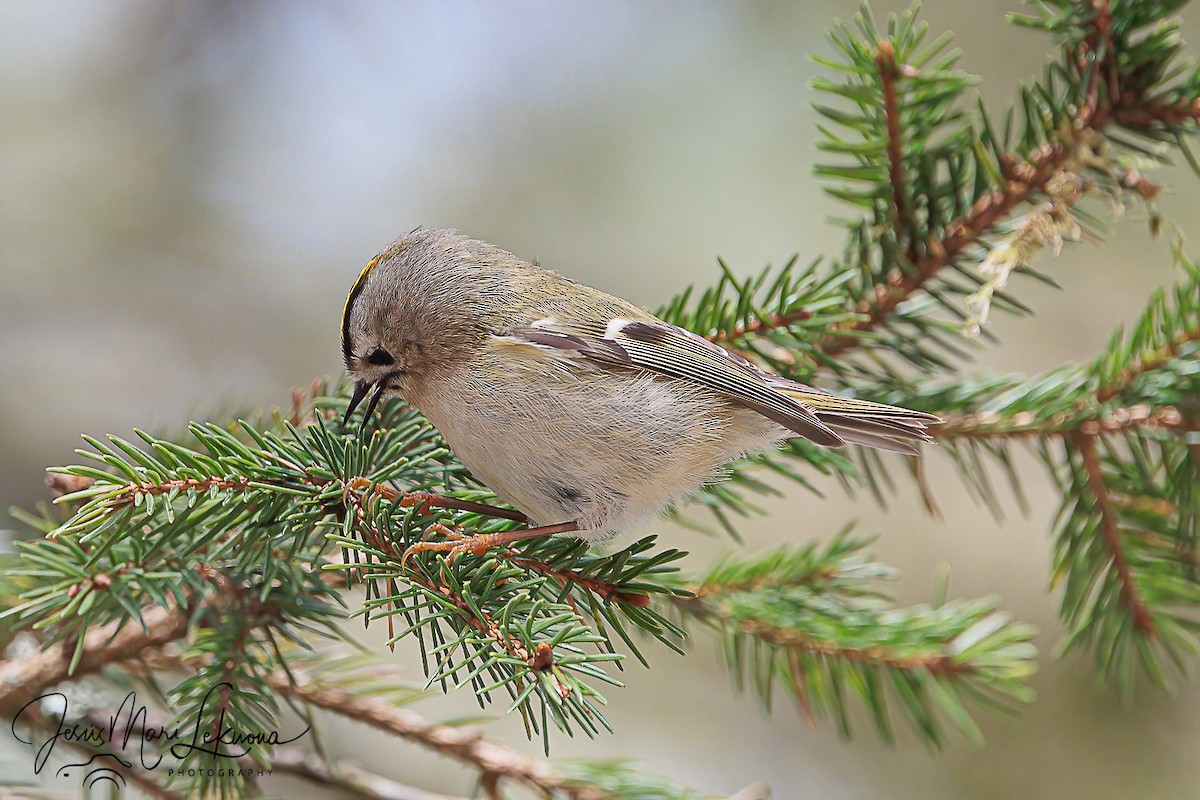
[1121,169,1162,201]
[529,642,555,671]
[45,474,95,497]
[92,573,112,590]
[619,592,652,608]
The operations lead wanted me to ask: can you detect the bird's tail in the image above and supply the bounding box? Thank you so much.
[773,384,941,456]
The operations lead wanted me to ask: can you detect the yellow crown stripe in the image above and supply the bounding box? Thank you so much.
[341,255,381,362]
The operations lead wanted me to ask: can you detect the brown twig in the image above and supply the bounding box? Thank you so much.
[269,746,469,800]
[410,572,533,665]
[818,5,1123,355]
[265,670,612,800]
[933,403,1193,441]
[806,4,1197,360]
[688,570,838,601]
[0,602,603,799]
[506,553,651,607]
[143,644,612,800]
[342,492,570,697]
[877,40,912,254]
[674,595,967,677]
[0,604,190,718]
[740,618,968,676]
[1072,0,1114,127]
[348,479,528,522]
[114,476,253,507]
[1095,324,1200,402]
[1112,96,1200,128]
[1071,431,1157,635]
[820,138,1076,355]
[206,595,261,751]
[693,6,1200,367]
[708,308,814,346]
[344,480,649,630]
[932,312,1200,441]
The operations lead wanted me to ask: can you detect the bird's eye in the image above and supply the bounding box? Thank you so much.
[366,347,395,366]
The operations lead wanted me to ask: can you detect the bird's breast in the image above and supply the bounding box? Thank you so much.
[407,347,784,538]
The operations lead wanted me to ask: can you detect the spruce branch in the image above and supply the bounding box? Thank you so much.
[0,626,700,800]
[936,401,1194,441]
[553,761,771,800]
[814,0,1200,360]
[0,604,189,718]
[876,38,916,258]
[1051,427,1200,696]
[669,1,1200,378]
[820,137,1079,354]
[264,662,613,800]
[4,395,688,759]
[863,244,1199,690]
[669,535,1037,746]
[1070,430,1155,635]
[1094,321,1200,404]
[196,642,731,800]
[891,247,1199,448]
[267,746,469,800]
[138,641,632,799]
[9,3,1200,796]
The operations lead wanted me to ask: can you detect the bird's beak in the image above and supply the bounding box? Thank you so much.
[343,379,373,428]
[343,379,390,431]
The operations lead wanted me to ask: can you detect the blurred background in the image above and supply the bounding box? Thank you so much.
[3,1,1200,797]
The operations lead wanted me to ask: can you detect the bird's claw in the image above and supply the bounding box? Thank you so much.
[401,523,492,569]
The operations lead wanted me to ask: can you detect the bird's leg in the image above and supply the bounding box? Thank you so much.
[344,478,528,521]
[399,491,529,521]
[402,520,581,565]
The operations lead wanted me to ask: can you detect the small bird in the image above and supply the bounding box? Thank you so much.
[341,229,939,557]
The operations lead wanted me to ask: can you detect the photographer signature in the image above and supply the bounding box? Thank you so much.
[11,684,308,788]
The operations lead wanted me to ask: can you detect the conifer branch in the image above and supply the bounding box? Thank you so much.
[341,491,540,670]
[4,403,688,764]
[668,535,1037,744]
[0,604,189,717]
[877,39,912,249]
[1095,322,1200,402]
[1071,431,1156,635]
[935,403,1193,441]
[707,308,815,347]
[7,3,1200,795]
[345,479,647,605]
[1113,96,1200,127]
[268,747,469,800]
[110,476,256,509]
[688,605,971,677]
[819,139,1077,355]
[264,668,612,800]
[686,1,1200,371]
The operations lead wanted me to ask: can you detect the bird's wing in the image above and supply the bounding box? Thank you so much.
[757,375,940,455]
[499,316,845,447]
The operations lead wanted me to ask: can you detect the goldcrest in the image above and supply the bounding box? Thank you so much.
[342,228,938,554]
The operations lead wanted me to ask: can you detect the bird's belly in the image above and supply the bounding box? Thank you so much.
[411,360,782,538]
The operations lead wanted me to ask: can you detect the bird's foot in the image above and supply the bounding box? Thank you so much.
[402,530,508,565]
